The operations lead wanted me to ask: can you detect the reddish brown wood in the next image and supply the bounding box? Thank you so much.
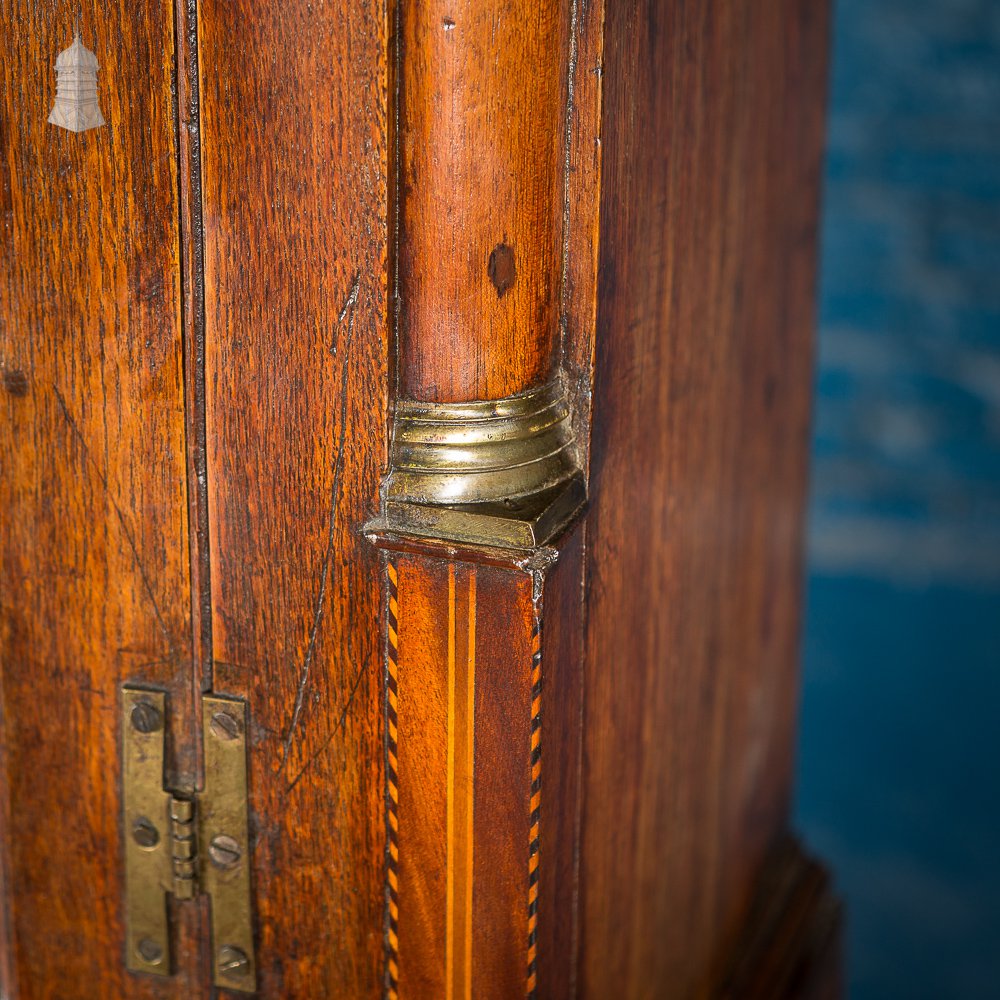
[0,2,200,996]
[577,1,831,996]
[714,838,843,1000]
[535,526,586,998]
[389,554,537,999]
[196,0,390,994]
[398,0,570,402]
[0,0,836,995]
[560,0,606,470]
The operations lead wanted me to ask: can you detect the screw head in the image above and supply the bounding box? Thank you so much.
[217,944,249,978]
[130,701,162,734]
[209,710,241,742]
[136,938,164,965]
[132,817,160,849]
[208,833,242,869]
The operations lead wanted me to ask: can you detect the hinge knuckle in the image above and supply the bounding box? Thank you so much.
[170,795,199,899]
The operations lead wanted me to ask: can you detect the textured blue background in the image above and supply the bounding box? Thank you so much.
[796,1,1000,997]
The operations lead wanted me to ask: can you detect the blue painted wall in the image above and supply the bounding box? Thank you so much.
[796,1,1000,997]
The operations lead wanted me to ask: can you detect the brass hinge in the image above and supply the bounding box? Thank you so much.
[122,686,256,993]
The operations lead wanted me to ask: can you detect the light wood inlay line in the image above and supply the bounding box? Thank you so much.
[446,564,476,1000]
[446,563,456,1000]
[465,571,476,999]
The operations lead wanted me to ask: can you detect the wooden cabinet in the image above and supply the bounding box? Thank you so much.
[1,1,838,996]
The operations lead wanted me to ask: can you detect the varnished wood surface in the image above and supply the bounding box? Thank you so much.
[578,1,830,996]
[197,0,390,994]
[391,555,535,999]
[535,527,585,999]
[559,0,605,472]
[398,0,569,402]
[0,3,201,997]
[0,0,834,995]
[714,838,843,1000]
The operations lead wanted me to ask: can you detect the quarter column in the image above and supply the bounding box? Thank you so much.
[368,2,588,997]
[382,0,585,548]
[398,0,567,403]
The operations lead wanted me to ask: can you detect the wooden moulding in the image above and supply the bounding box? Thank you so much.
[713,837,844,1000]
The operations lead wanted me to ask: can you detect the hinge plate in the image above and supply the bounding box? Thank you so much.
[122,686,256,992]
[201,693,256,992]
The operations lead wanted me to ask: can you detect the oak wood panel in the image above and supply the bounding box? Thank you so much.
[398,0,570,402]
[197,0,390,994]
[579,1,829,996]
[0,2,200,996]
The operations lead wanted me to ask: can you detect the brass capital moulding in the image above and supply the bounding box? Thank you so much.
[369,379,586,549]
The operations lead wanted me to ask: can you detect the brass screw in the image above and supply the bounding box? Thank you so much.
[208,834,242,869]
[209,710,241,741]
[136,938,163,965]
[130,701,162,733]
[217,944,249,979]
[132,817,160,849]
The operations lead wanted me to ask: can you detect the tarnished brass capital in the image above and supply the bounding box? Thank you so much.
[371,380,586,550]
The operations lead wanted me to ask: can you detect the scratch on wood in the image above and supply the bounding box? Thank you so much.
[337,273,361,327]
[286,652,367,792]
[280,273,362,768]
[53,384,177,660]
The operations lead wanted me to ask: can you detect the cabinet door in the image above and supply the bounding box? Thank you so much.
[0,4,201,997]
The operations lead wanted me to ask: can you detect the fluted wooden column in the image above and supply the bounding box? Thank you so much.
[368,3,586,997]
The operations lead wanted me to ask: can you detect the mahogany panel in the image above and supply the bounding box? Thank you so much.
[469,564,533,999]
[388,552,537,1000]
[579,1,830,996]
[197,0,390,995]
[0,2,199,996]
[393,556,449,996]
[535,525,586,999]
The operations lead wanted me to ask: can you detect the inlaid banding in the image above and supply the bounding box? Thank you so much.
[526,619,542,998]
[385,561,400,1000]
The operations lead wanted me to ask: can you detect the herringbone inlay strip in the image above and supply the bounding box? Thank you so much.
[385,561,400,1000]
[526,618,542,998]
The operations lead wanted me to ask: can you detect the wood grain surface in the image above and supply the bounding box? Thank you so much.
[0,0,834,995]
[388,553,536,1000]
[559,0,605,472]
[398,0,570,402]
[578,1,830,996]
[0,2,201,996]
[196,0,390,995]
